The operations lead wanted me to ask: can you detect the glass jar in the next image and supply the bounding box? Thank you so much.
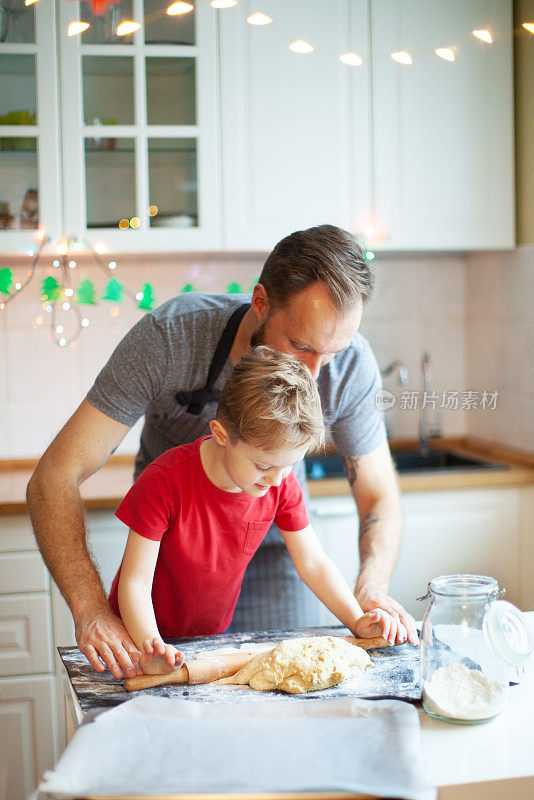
[420,574,532,725]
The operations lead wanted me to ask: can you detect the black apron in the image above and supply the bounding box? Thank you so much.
[176,301,321,632]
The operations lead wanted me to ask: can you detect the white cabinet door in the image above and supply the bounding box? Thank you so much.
[58,0,221,251]
[0,0,62,254]
[392,487,520,618]
[312,486,521,623]
[219,0,371,251]
[0,675,56,800]
[0,594,53,677]
[371,0,514,251]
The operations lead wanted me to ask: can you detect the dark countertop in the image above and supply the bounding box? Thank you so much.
[59,625,422,715]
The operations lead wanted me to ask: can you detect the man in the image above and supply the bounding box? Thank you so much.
[27,224,418,681]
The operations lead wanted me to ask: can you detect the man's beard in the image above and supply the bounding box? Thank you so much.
[250,318,267,349]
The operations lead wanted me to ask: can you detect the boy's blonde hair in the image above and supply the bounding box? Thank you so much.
[217,346,325,453]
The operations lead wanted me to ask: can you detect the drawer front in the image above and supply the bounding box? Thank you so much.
[0,594,53,676]
[0,515,37,553]
[0,553,49,593]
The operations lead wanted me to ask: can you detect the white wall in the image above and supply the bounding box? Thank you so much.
[465,245,534,453]
[0,252,468,459]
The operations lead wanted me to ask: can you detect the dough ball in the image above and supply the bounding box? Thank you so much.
[215,635,372,694]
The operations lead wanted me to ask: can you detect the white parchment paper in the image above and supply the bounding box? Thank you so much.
[38,696,436,799]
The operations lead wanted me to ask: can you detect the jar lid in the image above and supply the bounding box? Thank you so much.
[483,601,533,667]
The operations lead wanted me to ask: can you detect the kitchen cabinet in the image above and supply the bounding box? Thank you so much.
[0,0,61,252]
[371,0,514,250]
[312,485,531,625]
[0,514,58,800]
[218,0,372,251]
[0,0,515,254]
[59,0,221,251]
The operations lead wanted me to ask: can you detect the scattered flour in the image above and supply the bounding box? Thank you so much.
[422,663,507,721]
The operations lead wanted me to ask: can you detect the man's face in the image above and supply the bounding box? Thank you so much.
[251,283,362,379]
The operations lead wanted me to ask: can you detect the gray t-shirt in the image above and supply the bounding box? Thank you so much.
[86,293,386,484]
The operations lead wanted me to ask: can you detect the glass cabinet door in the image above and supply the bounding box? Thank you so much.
[60,0,221,251]
[0,0,61,251]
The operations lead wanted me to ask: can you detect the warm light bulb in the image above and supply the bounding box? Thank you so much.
[65,288,74,297]
[108,261,117,270]
[68,21,90,36]
[130,217,140,228]
[339,52,363,66]
[148,205,158,217]
[63,302,70,311]
[57,242,68,255]
[210,0,237,8]
[435,47,456,62]
[289,40,314,54]
[522,22,534,34]
[118,218,129,230]
[59,338,67,347]
[35,228,46,242]
[136,291,144,300]
[56,325,64,334]
[167,1,194,14]
[81,318,90,327]
[247,12,273,25]
[95,243,107,255]
[110,306,120,317]
[116,20,141,36]
[391,51,413,65]
[472,30,492,44]
[52,259,60,267]
[68,260,77,269]
[25,0,39,5]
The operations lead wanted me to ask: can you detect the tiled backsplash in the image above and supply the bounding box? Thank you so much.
[465,245,534,453]
[1,251,469,459]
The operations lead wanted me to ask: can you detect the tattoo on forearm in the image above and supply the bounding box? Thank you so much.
[359,512,379,539]
[342,456,361,488]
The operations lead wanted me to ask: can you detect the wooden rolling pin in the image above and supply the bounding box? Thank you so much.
[124,635,388,692]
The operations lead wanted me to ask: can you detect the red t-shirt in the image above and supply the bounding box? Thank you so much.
[108,436,309,637]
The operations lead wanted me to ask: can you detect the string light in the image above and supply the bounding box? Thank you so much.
[108,261,117,270]
[435,48,456,62]
[118,218,129,230]
[289,40,314,54]
[68,260,77,269]
[81,318,90,328]
[247,12,273,25]
[52,259,60,268]
[167,1,194,14]
[148,205,159,217]
[130,217,141,228]
[24,0,39,5]
[472,30,492,44]
[391,51,413,65]
[68,21,90,36]
[116,21,141,36]
[211,0,237,8]
[522,23,534,34]
[339,52,363,66]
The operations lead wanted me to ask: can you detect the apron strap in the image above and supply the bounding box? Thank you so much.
[175,302,251,415]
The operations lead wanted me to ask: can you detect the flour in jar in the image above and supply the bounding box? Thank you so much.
[422,663,507,720]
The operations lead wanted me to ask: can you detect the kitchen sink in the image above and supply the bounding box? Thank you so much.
[305,448,508,479]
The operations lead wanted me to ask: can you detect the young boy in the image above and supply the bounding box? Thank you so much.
[109,347,395,675]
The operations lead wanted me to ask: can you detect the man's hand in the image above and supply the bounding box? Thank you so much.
[355,584,419,646]
[75,608,143,679]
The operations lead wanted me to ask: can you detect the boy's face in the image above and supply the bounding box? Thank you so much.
[221,437,309,498]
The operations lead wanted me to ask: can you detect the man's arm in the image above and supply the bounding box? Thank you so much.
[342,440,419,646]
[26,399,142,679]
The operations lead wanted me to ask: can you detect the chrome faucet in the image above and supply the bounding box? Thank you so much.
[419,352,442,455]
[381,360,410,385]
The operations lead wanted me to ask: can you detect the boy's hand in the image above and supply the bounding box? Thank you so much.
[138,637,185,675]
[354,608,407,646]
